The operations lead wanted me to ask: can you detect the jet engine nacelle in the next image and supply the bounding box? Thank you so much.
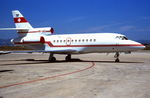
[11,36,45,44]
[11,38,23,44]
[23,37,41,42]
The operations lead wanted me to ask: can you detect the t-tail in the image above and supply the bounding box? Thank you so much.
[0,10,54,37]
[12,10,33,29]
[0,10,54,49]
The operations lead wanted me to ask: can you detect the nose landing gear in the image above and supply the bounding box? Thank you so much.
[114,52,120,62]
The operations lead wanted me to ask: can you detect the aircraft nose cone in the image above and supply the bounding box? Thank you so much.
[134,41,145,50]
[129,40,145,50]
[139,44,145,49]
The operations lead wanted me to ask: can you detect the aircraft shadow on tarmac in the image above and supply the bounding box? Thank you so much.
[0,58,144,66]
[0,69,14,73]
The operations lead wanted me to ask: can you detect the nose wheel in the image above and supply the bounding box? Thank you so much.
[115,58,120,62]
[48,53,56,62]
[114,52,120,62]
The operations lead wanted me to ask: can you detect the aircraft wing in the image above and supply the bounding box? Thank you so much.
[0,49,77,54]
[44,49,77,54]
[0,51,12,55]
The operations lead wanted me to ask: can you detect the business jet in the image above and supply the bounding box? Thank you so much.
[0,10,145,62]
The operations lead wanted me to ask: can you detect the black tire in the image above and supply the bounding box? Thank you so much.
[115,58,120,62]
[52,57,56,62]
[65,56,71,61]
[49,57,56,62]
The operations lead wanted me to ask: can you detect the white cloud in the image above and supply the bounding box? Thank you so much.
[118,25,136,32]
[80,23,123,32]
[135,27,150,32]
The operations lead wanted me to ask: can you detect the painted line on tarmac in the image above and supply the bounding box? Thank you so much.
[0,62,95,89]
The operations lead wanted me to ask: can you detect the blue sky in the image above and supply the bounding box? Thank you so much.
[0,0,150,40]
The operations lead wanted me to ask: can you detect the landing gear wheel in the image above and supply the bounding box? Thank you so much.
[51,57,56,62]
[48,53,56,62]
[49,57,56,62]
[65,54,71,61]
[114,52,120,62]
[115,58,120,62]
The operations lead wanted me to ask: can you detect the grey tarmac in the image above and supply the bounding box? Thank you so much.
[0,51,150,98]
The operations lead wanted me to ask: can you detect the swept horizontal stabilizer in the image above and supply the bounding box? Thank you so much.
[0,28,29,31]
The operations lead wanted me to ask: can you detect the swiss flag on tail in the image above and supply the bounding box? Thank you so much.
[11,10,54,35]
[12,10,33,29]
[14,17,28,23]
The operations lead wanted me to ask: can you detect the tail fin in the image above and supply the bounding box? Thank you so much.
[12,10,33,29]
[0,10,54,38]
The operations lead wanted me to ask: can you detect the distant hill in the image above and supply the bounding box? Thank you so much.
[0,39,13,46]
[137,40,150,45]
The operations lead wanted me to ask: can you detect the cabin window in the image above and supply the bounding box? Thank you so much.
[53,40,55,43]
[82,39,84,42]
[60,40,62,42]
[63,40,66,42]
[90,39,92,42]
[79,40,81,42]
[94,39,96,42]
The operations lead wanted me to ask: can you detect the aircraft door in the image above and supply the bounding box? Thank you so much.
[66,37,72,46]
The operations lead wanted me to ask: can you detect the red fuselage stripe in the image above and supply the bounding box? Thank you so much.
[14,41,144,47]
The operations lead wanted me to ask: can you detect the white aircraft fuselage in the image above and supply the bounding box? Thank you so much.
[13,33,145,54]
[0,10,145,62]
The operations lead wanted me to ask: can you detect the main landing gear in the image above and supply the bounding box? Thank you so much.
[48,53,56,62]
[65,54,72,61]
[114,52,120,62]
[48,53,72,62]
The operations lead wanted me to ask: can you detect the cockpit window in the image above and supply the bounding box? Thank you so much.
[122,36,128,40]
[116,36,128,40]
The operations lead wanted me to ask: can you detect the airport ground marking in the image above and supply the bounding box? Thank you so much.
[0,62,95,89]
